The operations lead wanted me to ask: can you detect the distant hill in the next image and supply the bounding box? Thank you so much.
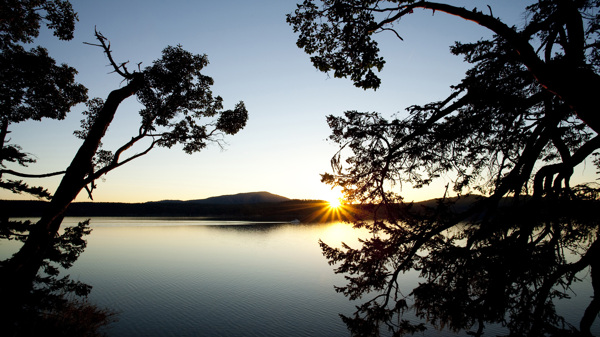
[0,192,489,222]
[0,198,358,223]
[182,191,289,205]
[0,191,304,220]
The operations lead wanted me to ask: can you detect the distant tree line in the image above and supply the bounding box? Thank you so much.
[0,199,363,222]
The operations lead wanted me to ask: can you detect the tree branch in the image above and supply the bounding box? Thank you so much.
[84,139,157,184]
[368,1,548,99]
[110,131,148,167]
[385,91,469,165]
[533,135,600,197]
[0,169,66,178]
[84,28,132,79]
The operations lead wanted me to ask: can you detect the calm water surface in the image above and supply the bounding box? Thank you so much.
[1,217,598,336]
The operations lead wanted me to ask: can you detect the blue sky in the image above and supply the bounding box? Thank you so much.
[6,0,590,203]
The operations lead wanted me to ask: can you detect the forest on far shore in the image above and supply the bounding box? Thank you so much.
[0,199,357,222]
[0,195,482,223]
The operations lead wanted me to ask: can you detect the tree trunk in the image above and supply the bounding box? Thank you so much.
[0,75,144,317]
[0,117,9,171]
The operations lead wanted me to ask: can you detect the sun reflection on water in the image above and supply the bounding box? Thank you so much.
[319,221,371,249]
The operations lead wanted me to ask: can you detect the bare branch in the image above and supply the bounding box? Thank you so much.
[0,169,66,178]
[84,184,94,200]
[110,133,147,167]
[84,140,157,184]
[86,27,132,79]
[378,27,403,41]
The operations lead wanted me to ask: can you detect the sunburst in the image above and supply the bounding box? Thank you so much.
[328,197,343,209]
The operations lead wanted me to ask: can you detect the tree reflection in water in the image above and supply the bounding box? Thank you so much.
[321,188,599,337]
[1,219,116,336]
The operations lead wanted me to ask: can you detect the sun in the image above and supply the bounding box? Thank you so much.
[324,187,345,209]
[328,197,343,209]
[303,190,353,223]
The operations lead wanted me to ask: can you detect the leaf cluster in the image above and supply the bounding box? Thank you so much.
[287,0,386,89]
[72,40,249,195]
[1,44,87,123]
[0,0,77,48]
[0,44,86,198]
[0,0,87,199]
[0,179,51,199]
[136,45,248,154]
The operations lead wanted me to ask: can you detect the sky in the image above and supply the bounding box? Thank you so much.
[4,0,594,203]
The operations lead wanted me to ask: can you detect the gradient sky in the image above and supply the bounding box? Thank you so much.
[4,0,594,203]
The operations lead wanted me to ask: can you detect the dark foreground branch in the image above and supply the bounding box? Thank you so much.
[0,169,66,178]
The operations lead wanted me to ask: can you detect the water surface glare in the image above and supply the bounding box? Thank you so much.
[63,218,366,337]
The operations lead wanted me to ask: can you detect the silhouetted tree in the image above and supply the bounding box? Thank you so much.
[289,1,600,336]
[288,0,600,134]
[0,0,87,199]
[1,28,248,300]
[0,4,105,331]
[0,0,77,48]
[0,3,248,324]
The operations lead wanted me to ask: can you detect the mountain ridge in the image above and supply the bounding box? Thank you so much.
[0,192,339,222]
[153,191,290,205]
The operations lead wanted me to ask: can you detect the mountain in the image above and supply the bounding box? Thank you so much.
[156,191,290,205]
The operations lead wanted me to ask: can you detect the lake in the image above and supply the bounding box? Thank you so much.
[1,217,598,336]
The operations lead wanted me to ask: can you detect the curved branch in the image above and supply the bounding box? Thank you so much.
[552,132,572,162]
[98,123,226,175]
[0,169,66,178]
[533,135,600,197]
[370,2,545,76]
[110,132,148,167]
[366,2,600,133]
[378,27,403,41]
[84,139,157,184]
[560,0,585,64]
